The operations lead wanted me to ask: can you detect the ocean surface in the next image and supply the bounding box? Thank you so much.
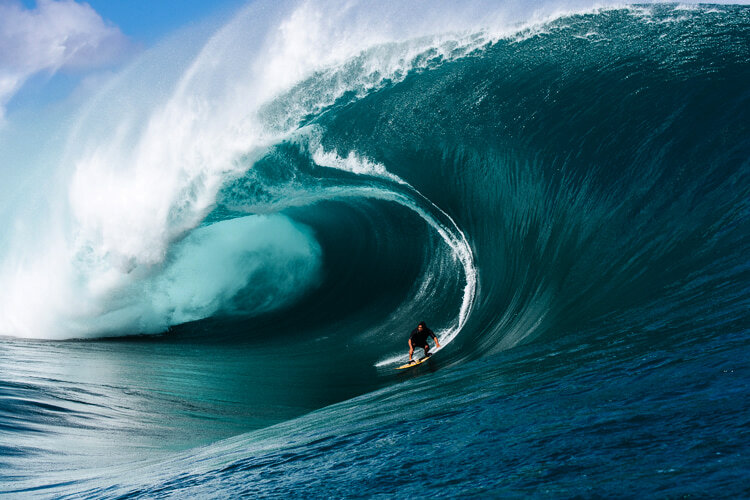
[1,1,749,497]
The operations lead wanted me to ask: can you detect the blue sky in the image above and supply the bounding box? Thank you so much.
[1,0,247,121]
[17,0,246,41]
[62,0,246,42]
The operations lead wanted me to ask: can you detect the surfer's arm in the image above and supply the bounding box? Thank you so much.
[432,335,441,348]
[408,339,414,360]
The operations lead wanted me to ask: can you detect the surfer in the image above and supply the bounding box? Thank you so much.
[408,322,440,362]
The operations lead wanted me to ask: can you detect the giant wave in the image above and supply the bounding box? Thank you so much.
[1,1,749,497]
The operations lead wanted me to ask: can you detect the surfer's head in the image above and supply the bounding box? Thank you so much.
[418,321,426,330]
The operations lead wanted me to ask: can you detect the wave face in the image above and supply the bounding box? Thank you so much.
[1,2,749,497]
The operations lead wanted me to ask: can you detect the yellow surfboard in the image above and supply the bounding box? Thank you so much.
[396,354,432,370]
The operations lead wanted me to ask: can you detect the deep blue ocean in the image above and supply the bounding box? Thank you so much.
[1,2,749,497]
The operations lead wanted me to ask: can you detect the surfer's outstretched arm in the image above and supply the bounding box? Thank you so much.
[433,335,441,348]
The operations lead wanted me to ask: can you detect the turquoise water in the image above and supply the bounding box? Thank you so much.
[1,2,749,497]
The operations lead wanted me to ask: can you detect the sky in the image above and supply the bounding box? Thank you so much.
[51,0,247,42]
[0,0,246,122]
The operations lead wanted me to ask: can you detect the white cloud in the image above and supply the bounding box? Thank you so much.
[0,0,130,121]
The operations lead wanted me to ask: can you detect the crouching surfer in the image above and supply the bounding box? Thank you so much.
[408,321,441,362]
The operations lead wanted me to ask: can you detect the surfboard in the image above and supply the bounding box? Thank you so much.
[396,353,432,370]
